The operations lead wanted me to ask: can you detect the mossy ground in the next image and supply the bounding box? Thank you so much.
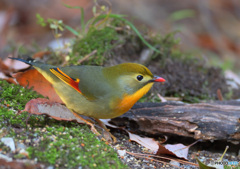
[0,80,127,168]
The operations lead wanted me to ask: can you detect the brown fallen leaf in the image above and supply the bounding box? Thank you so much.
[157,140,200,160]
[101,119,159,153]
[14,69,63,103]
[22,98,84,123]
[0,58,11,75]
[0,58,18,84]
[128,132,159,153]
[0,71,17,84]
[3,77,17,84]
[157,143,189,160]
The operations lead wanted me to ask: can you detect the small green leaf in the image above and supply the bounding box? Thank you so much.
[92,6,96,15]
[64,25,80,36]
[62,3,82,9]
[80,7,85,32]
[170,9,195,21]
[36,13,47,27]
[196,158,216,169]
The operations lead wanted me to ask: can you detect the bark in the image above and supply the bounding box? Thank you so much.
[110,101,240,141]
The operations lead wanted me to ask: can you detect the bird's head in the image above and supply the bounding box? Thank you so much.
[103,63,165,95]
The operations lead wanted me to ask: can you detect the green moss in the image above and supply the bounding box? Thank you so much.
[13,153,27,159]
[0,80,43,110]
[0,80,126,168]
[70,26,119,66]
[151,33,180,59]
[25,121,127,168]
[0,142,11,153]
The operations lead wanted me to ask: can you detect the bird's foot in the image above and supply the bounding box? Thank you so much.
[95,119,117,143]
[72,112,101,136]
[71,112,116,142]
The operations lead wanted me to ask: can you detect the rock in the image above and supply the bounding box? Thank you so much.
[117,150,126,157]
[1,137,15,152]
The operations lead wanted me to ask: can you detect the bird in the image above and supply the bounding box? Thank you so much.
[10,57,165,142]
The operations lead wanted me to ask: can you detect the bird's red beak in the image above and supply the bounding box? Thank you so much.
[152,76,166,82]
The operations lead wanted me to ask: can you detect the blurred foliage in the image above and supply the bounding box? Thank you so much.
[34,3,231,102]
[36,3,162,65]
[169,9,196,21]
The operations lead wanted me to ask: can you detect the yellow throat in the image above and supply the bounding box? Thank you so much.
[113,82,154,117]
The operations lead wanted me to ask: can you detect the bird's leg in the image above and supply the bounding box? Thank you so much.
[72,112,100,136]
[94,118,117,143]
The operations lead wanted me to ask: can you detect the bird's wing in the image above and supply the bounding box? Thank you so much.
[50,67,82,94]
[49,66,111,101]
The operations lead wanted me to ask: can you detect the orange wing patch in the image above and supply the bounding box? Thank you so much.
[50,68,82,94]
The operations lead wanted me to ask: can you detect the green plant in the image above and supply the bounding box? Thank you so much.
[36,3,161,60]
[0,80,126,168]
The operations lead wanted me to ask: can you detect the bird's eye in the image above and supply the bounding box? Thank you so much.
[137,75,143,81]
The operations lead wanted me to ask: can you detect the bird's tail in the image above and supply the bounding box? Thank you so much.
[8,57,35,65]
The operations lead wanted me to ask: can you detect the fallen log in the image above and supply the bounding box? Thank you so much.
[110,101,240,141]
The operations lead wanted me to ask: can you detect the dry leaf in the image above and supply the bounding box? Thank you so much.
[0,72,17,84]
[128,132,159,153]
[101,119,159,153]
[23,98,84,123]
[0,59,18,84]
[0,58,11,74]
[14,69,63,103]
[157,143,189,160]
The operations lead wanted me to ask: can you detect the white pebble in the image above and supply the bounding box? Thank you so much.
[117,150,126,157]
[1,137,15,151]
[170,160,180,167]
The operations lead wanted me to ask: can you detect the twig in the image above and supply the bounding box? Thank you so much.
[164,97,182,101]
[77,49,97,64]
[126,151,199,167]
[157,93,167,102]
[126,151,171,168]
[217,89,223,101]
